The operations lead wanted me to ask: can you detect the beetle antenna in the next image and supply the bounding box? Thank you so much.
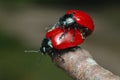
[24,49,45,63]
[24,50,40,53]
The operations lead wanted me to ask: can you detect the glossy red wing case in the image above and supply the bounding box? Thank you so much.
[46,27,84,50]
[66,10,94,32]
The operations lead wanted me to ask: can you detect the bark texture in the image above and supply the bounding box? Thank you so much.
[53,48,120,80]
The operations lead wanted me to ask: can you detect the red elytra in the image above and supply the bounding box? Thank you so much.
[46,27,84,50]
[66,10,94,32]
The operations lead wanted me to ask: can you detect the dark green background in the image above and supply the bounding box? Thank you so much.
[0,0,120,80]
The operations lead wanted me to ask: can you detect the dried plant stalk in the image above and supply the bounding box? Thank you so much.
[53,47,120,80]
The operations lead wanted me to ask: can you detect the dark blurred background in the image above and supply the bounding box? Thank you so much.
[0,0,120,80]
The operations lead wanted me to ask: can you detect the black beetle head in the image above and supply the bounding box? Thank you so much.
[40,38,53,54]
[59,14,75,29]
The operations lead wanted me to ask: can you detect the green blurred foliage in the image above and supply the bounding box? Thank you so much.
[0,30,72,80]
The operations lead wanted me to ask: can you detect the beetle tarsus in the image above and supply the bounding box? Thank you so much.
[58,54,65,63]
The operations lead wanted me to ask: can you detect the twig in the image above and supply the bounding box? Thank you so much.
[53,47,120,80]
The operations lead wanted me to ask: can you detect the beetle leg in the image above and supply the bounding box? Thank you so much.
[59,29,68,40]
[72,27,77,42]
[78,27,85,40]
[51,52,54,61]
[57,53,65,63]
[48,52,55,61]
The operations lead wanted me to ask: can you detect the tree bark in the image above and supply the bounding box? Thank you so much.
[53,47,120,80]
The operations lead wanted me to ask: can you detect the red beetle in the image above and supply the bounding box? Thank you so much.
[57,10,94,37]
[46,27,84,49]
[40,26,84,59]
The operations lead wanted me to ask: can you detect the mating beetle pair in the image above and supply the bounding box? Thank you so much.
[40,10,94,59]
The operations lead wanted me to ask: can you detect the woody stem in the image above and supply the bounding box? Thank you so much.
[53,48,120,80]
